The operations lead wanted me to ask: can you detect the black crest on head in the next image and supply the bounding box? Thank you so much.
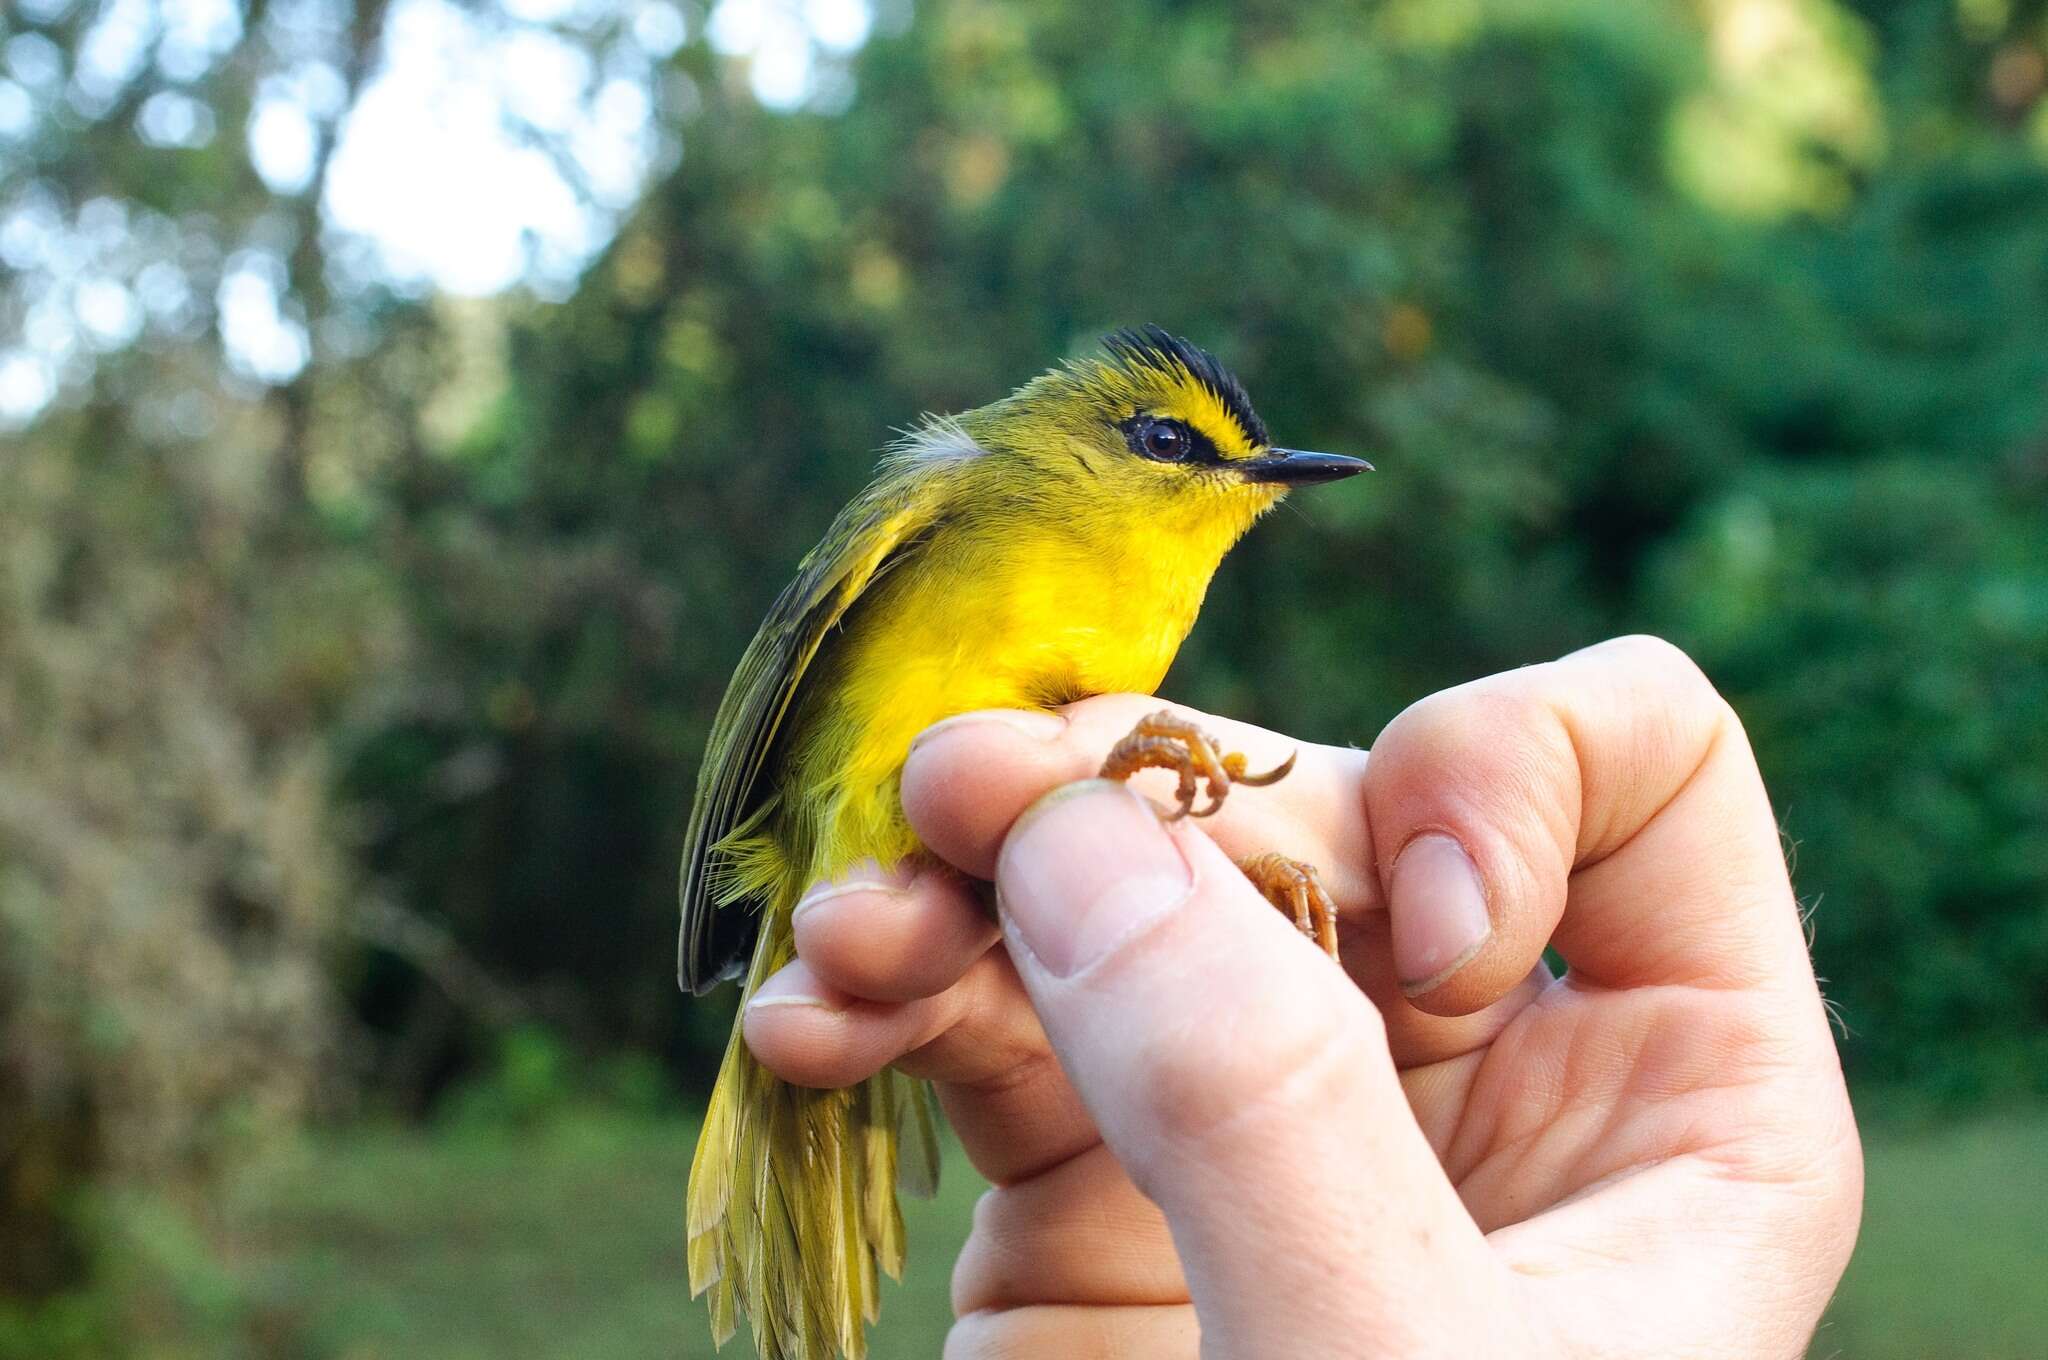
[1101,324,1270,450]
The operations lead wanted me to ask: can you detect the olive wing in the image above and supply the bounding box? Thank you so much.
[678,472,944,994]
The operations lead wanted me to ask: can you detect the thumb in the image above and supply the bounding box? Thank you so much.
[993,780,1518,1359]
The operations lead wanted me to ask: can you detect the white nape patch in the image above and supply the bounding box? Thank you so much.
[889,414,987,465]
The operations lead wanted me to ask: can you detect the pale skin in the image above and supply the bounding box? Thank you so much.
[743,635,1865,1359]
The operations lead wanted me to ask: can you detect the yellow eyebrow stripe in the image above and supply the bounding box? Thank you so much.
[1153,382,1261,460]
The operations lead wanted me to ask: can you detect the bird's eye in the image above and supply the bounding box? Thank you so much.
[1136,418,1190,462]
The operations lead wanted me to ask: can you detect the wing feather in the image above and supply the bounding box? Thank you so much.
[678,466,949,993]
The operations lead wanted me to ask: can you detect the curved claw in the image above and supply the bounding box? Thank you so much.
[1099,721,1298,824]
[1234,750,1297,788]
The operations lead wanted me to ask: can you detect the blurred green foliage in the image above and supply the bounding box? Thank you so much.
[4,0,2048,1349]
[343,0,2048,1103]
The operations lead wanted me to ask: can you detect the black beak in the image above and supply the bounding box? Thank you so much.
[1239,449,1374,485]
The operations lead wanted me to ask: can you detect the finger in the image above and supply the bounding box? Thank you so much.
[952,1144,1183,1313]
[1364,634,1807,1015]
[902,697,1538,1075]
[945,1304,1198,1360]
[902,698,1379,910]
[993,780,1516,1356]
[792,858,998,1002]
[742,950,1096,1185]
[742,956,978,1089]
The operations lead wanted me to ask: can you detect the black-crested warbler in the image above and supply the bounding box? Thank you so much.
[681,327,1368,1358]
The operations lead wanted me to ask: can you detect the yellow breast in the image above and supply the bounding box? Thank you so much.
[781,485,1260,887]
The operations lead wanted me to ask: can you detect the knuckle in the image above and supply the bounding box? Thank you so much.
[1597,634,1725,715]
[1376,684,1507,770]
[1375,685,1579,839]
[896,953,1051,1087]
[1590,633,1742,767]
[1381,680,1540,771]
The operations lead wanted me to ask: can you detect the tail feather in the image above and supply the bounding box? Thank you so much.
[895,1076,942,1200]
[859,1078,904,1290]
[687,914,941,1358]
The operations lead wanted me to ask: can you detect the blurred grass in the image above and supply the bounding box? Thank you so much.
[1814,1110,2048,1360]
[222,1109,982,1359]
[219,1105,2046,1359]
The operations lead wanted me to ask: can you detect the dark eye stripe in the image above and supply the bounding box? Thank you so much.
[1119,414,1225,465]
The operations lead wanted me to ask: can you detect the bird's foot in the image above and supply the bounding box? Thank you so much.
[1096,710,1295,821]
[1097,712,1341,963]
[1238,851,1341,962]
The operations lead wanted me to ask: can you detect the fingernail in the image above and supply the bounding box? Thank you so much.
[745,967,842,1013]
[996,780,1192,978]
[910,708,1066,753]
[1389,834,1492,996]
[792,859,906,921]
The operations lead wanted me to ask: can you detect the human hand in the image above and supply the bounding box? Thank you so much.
[744,636,1864,1358]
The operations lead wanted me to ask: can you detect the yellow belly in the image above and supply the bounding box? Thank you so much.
[778,512,1222,890]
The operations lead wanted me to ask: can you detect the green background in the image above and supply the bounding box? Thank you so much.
[1,0,2043,1355]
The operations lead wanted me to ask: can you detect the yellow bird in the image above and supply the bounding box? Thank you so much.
[680,326,1369,1358]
